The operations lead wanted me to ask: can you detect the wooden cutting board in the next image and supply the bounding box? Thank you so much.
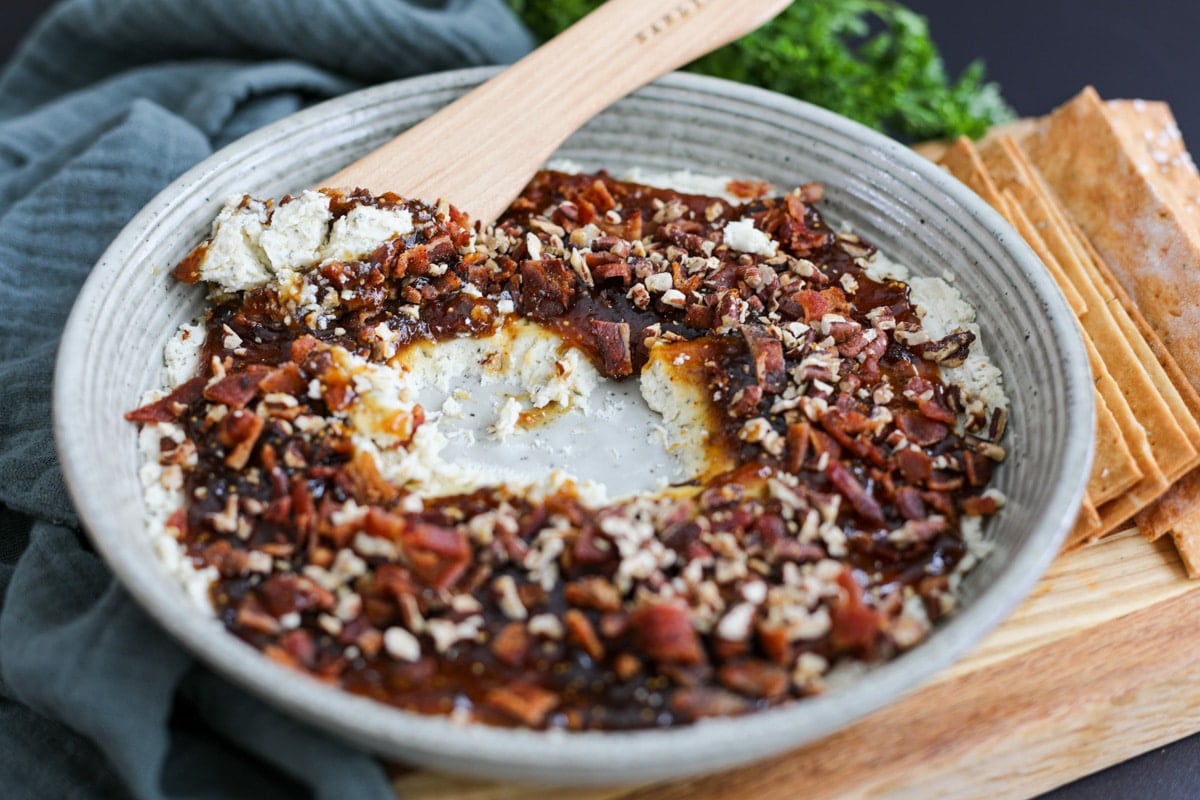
[390,529,1200,799]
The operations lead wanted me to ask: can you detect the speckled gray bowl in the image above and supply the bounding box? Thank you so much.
[54,67,1093,785]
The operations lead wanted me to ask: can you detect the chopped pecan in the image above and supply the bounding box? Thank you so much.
[258,362,307,396]
[259,573,334,617]
[280,629,316,669]
[830,569,882,653]
[961,494,999,516]
[613,652,643,681]
[727,384,763,417]
[895,447,933,484]
[922,330,975,367]
[785,421,812,473]
[926,471,964,492]
[216,409,264,470]
[895,486,927,521]
[590,259,632,286]
[342,449,401,507]
[234,595,280,635]
[962,450,994,487]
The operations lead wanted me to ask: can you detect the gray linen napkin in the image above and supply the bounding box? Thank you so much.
[0,1,534,797]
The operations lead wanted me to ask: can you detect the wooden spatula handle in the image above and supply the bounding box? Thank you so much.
[322,0,792,223]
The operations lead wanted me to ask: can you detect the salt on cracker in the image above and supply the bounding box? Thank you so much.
[1105,99,1200,238]
[1022,87,1200,391]
[1087,101,1200,542]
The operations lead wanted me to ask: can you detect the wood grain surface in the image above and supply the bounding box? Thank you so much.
[391,529,1200,799]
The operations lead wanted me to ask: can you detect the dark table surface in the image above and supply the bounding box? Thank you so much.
[2,1,1196,798]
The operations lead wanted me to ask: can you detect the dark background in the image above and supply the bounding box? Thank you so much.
[1,1,1196,798]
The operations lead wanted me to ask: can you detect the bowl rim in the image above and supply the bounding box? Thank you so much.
[53,66,1094,781]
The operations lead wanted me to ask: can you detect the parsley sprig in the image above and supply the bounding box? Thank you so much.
[505,0,1012,140]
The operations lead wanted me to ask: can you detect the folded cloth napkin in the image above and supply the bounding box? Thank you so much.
[0,1,534,797]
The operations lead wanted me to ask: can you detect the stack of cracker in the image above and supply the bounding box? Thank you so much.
[918,87,1200,575]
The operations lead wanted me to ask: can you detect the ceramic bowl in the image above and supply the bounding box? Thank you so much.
[54,67,1093,784]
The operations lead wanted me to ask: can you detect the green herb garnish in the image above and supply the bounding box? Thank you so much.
[505,0,1013,140]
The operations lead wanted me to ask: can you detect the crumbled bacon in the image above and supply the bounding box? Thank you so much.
[399,522,470,590]
[590,319,633,377]
[825,461,885,525]
[125,376,205,422]
[484,683,559,728]
[491,622,531,667]
[563,576,623,613]
[741,326,786,394]
[717,659,789,699]
[203,365,271,409]
[629,600,705,665]
[517,258,577,319]
[895,413,949,447]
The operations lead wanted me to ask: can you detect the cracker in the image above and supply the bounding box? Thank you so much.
[932,136,1150,527]
[1071,229,1200,537]
[1021,87,1200,392]
[1141,471,1200,541]
[1086,380,1142,506]
[994,193,1138,505]
[1072,230,1200,444]
[1081,331,1166,537]
[912,139,949,162]
[977,136,1197,513]
[935,137,1086,314]
[1018,99,1200,539]
[1067,496,1103,550]
[1105,99,1200,239]
[995,190,1086,316]
[1169,508,1200,578]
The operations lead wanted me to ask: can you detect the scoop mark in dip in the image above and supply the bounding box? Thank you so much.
[128,171,1008,731]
